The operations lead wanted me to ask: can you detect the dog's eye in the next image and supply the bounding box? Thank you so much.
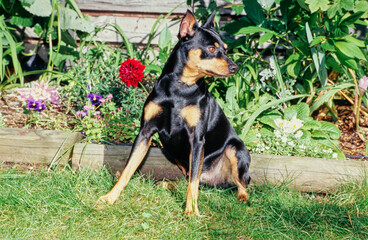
[208,47,216,53]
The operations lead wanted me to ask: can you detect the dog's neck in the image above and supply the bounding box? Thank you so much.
[159,41,205,89]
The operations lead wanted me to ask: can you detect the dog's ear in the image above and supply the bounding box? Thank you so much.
[202,11,216,29]
[178,10,198,40]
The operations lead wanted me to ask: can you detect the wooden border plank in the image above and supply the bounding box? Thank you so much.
[72,143,368,193]
[0,128,82,165]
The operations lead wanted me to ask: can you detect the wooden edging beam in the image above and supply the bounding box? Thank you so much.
[0,128,82,165]
[72,143,368,193]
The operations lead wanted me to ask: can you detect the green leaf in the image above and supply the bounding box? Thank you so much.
[345,35,365,48]
[320,40,335,52]
[305,22,327,86]
[356,1,368,18]
[285,102,310,121]
[311,130,328,139]
[58,6,94,33]
[296,0,310,10]
[243,0,266,25]
[335,50,358,69]
[258,32,273,45]
[340,0,354,11]
[319,121,341,139]
[243,129,259,148]
[234,26,280,36]
[326,54,343,73]
[232,4,244,15]
[258,114,281,129]
[302,120,321,130]
[9,16,33,27]
[309,36,326,47]
[23,0,52,17]
[158,25,172,49]
[20,0,35,7]
[224,19,253,35]
[33,23,43,36]
[335,40,366,60]
[305,0,330,13]
[61,31,77,48]
[340,11,365,26]
[310,82,355,113]
[285,52,302,78]
[286,61,301,78]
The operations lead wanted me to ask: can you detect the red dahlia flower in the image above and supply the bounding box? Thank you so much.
[119,58,145,87]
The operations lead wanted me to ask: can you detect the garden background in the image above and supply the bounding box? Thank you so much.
[1,0,368,239]
[1,0,368,160]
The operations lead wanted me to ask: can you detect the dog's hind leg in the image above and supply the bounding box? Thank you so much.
[225,146,250,202]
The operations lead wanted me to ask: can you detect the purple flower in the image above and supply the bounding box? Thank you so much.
[87,94,103,105]
[359,76,368,95]
[27,99,46,113]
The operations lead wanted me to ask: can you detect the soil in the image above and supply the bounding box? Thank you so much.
[1,93,367,158]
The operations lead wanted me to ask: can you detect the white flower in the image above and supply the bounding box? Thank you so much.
[299,144,306,150]
[289,141,295,147]
[274,115,304,135]
[265,146,270,150]
[275,142,280,145]
[284,115,304,134]
[274,118,286,129]
[274,130,282,138]
[332,153,338,159]
[294,130,303,139]
[281,136,288,143]
[256,133,262,138]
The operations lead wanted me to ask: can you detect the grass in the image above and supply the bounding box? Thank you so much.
[1,166,368,239]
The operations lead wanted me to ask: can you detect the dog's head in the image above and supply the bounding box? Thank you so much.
[178,10,238,85]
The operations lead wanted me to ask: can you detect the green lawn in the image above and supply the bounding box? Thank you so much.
[1,166,367,239]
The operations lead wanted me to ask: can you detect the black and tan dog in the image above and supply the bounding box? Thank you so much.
[99,10,251,216]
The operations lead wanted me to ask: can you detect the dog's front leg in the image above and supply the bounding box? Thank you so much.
[184,136,205,217]
[99,132,153,205]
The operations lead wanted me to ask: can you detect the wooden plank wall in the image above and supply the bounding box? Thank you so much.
[74,0,239,45]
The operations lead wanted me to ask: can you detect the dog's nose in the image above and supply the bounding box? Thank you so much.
[229,64,238,74]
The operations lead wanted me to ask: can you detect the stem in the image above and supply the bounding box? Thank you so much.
[357,95,363,130]
[139,81,149,96]
[348,68,360,130]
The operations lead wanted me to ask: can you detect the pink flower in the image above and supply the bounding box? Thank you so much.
[84,105,94,111]
[93,111,101,116]
[76,111,88,117]
[359,76,368,95]
[17,80,60,106]
[106,94,113,99]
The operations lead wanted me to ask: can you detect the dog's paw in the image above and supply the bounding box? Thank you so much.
[98,193,117,205]
[95,193,117,210]
[237,192,249,202]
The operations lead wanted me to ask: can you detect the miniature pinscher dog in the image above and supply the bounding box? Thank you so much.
[99,10,251,216]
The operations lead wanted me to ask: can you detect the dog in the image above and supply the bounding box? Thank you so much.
[99,10,251,216]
